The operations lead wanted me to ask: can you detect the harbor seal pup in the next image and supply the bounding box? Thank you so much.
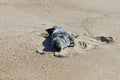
[46,26,75,52]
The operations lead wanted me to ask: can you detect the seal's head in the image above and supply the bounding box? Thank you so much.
[52,32,71,52]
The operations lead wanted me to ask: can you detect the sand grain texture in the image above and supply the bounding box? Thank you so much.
[0,0,120,80]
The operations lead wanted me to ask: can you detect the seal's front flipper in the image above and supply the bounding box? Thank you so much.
[72,33,79,38]
[40,32,49,38]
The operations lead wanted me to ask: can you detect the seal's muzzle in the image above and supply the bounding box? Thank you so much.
[54,41,62,52]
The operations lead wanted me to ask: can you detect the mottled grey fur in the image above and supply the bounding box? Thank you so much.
[46,27,75,52]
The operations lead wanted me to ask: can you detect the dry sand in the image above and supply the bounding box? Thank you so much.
[0,0,120,80]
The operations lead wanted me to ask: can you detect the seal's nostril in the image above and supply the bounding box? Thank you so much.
[56,47,61,52]
[54,41,61,52]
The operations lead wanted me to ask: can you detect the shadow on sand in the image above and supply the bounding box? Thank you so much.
[42,37,55,52]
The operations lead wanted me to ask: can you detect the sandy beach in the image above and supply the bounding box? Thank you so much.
[0,0,120,80]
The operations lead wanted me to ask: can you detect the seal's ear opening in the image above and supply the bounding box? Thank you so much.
[45,27,55,36]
